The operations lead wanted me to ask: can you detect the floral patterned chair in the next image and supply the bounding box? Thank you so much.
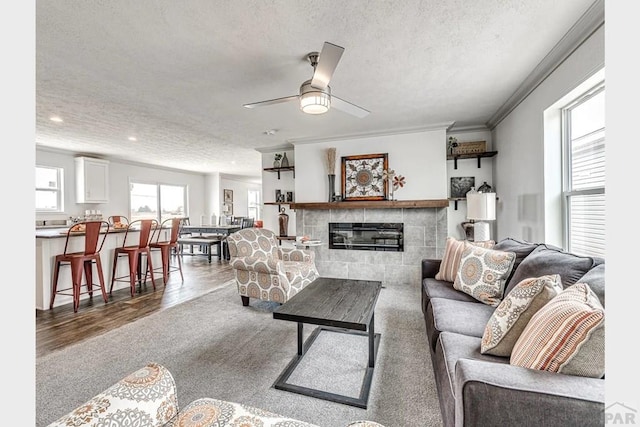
[47,363,386,427]
[227,228,320,306]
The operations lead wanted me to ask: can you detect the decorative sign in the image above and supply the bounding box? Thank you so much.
[341,153,388,201]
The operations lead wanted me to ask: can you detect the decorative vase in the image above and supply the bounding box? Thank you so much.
[281,152,290,168]
[273,159,280,168]
[388,184,394,201]
[478,181,493,193]
[327,174,336,202]
[278,207,289,237]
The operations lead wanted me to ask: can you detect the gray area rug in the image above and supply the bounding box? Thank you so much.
[36,279,442,427]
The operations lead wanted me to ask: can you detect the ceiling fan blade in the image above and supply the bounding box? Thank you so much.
[311,42,344,90]
[243,95,298,109]
[331,95,370,118]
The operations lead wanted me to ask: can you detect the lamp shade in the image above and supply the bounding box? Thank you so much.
[466,192,496,221]
[299,80,330,114]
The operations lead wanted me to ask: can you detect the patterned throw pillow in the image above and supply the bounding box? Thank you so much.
[481,274,563,356]
[435,237,495,282]
[453,243,516,306]
[510,283,605,378]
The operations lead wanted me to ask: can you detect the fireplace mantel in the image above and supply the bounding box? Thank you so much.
[289,199,448,210]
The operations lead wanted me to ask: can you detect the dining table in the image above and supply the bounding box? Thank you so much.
[180,224,243,259]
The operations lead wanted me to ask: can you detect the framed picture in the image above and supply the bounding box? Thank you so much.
[223,202,233,215]
[224,189,233,203]
[341,153,388,201]
[450,177,475,198]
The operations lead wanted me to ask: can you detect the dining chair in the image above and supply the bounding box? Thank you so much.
[50,221,110,312]
[147,217,184,285]
[109,219,158,297]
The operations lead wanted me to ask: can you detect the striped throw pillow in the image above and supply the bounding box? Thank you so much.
[510,283,604,378]
[435,237,495,282]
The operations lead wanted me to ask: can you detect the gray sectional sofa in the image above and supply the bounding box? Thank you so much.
[421,237,605,427]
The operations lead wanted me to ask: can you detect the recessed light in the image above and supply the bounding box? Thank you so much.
[128,136,137,141]
[50,116,63,123]
[264,129,277,136]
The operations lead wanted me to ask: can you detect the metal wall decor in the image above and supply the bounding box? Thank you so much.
[341,153,388,201]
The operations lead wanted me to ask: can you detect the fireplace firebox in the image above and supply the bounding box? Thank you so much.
[329,222,404,251]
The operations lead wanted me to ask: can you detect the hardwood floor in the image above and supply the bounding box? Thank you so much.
[36,254,235,358]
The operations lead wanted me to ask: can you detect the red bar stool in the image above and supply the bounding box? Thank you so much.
[109,219,158,297]
[50,221,110,312]
[107,215,129,230]
[147,217,184,285]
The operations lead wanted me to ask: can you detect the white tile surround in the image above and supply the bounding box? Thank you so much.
[295,207,448,285]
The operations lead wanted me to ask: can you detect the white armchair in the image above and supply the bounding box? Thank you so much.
[226,228,319,305]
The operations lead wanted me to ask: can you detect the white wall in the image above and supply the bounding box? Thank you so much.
[37,148,206,224]
[219,173,262,222]
[292,129,448,202]
[492,26,604,245]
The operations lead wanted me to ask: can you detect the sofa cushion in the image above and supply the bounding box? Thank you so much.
[481,274,563,356]
[453,244,516,306]
[426,298,495,350]
[576,264,605,307]
[505,244,598,296]
[435,237,495,282]
[510,283,605,378]
[492,238,540,290]
[422,278,478,303]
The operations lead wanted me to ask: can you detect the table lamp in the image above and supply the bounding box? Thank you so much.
[466,190,496,242]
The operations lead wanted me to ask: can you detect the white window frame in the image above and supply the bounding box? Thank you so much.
[36,165,64,212]
[129,180,189,223]
[247,189,261,220]
[561,82,605,257]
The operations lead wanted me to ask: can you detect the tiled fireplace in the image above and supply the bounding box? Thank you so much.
[294,204,448,285]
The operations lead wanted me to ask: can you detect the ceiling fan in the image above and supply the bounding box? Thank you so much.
[243,42,370,118]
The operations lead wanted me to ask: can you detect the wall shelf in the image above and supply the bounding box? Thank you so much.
[448,196,499,210]
[447,151,497,169]
[263,166,295,179]
[290,199,449,210]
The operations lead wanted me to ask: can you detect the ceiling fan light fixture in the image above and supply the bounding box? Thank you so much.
[299,80,330,114]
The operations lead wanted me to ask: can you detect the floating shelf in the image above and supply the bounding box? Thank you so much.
[447,151,497,169]
[290,199,449,210]
[263,166,295,179]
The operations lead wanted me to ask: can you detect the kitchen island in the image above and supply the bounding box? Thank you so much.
[35,226,170,310]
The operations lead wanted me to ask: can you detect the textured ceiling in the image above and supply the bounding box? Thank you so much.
[36,0,596,177]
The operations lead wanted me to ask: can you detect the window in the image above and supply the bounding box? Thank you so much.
[562,83,605,258]
[36,166,64,212]
[248,189,261,220]
[130,181,187,223]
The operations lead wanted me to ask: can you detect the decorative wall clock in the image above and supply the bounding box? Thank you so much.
[341,153,388,201]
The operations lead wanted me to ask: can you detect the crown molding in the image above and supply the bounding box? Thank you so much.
[288,122,455,146]
[254,143,295,154]
[447,124,490,134]
[486,0,604,130]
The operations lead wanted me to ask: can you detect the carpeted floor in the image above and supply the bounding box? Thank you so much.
[36,279,442,427]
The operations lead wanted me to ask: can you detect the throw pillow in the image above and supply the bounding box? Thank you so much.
[510,283,605,378]
[481,274,563,356]
[435,237,495,282]
[505,244,597,297]
[453,243,516,307]
[492,238,540,292]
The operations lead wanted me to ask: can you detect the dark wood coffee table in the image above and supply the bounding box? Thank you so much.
[272,277,382,408]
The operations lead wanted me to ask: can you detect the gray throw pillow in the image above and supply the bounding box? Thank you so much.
[505,244,597,296]
[492,238,540,292]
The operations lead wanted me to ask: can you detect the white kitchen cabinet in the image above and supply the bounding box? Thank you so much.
[75,157,109,203]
